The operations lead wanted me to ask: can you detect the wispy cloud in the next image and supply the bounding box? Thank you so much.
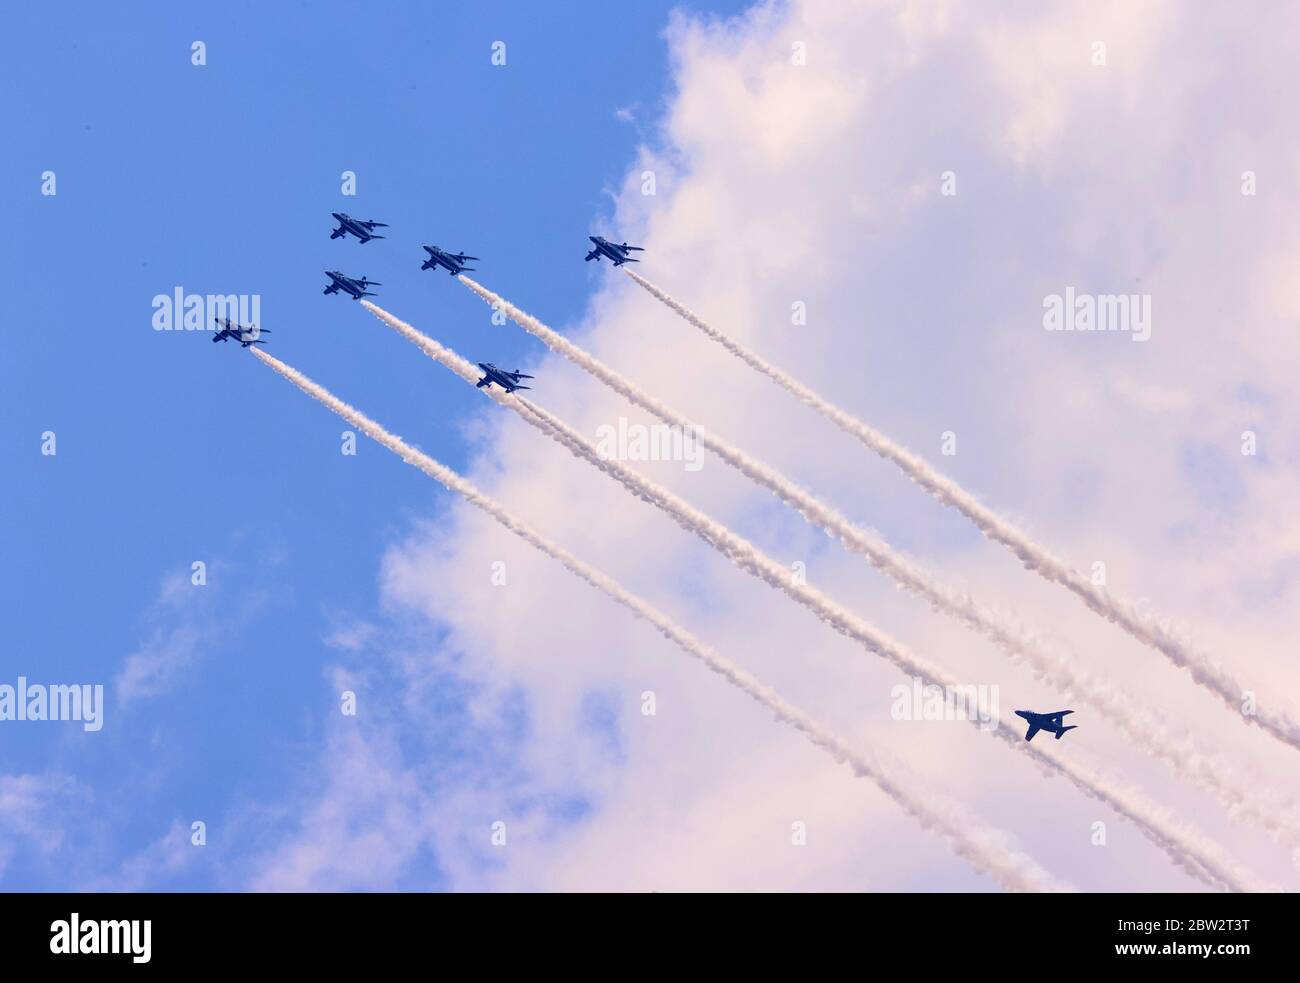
[114,565,263,708]
[0,773,90,880]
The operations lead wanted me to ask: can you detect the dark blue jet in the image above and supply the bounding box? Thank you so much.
[584,235,644,266]
[330,212,388,243]
[323,271,381,300]
[421,245,479,275]
[476,363,533,393]
[1015,709,1077,742]
[212,317,270,347]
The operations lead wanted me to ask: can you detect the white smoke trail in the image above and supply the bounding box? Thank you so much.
[512,398,1267,893]
[623,269,1300,753]
[365,301,1268,892]
[249,345,1068,893]
[448,285,1300,861]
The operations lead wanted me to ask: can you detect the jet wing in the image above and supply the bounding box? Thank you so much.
[1024,722,1041,741]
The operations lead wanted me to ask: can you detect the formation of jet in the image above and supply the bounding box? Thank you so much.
[212,317,270,347]
[584,235,644,266]
[220,220,649,369]
[475,363,534,393]
[421,245,479,276]
[1015,709,1077,742]
[247,218,1096,768]
[323,270,381,300]
[330,212,388,243]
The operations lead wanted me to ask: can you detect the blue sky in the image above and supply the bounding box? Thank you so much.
[1,0,752,890]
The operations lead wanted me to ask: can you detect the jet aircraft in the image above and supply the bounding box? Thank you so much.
[584,235,644,266]
[421,245,479,275]
[476,363,533,393]
[212,317,270,347]
[1015,709,1077,742]
[330,212,388,243]
[323,271,381,300]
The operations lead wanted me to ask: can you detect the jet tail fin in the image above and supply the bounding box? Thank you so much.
[1056,725,1077,740]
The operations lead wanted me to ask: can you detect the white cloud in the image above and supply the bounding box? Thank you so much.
[88,819,204,892]
[114,563,264,708]
[115,624,205,708]
[0,773,89,879]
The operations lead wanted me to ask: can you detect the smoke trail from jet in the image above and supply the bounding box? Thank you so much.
[362,300,503,389]
[248,346,1067,893]
[509,397,1265,894]
[622,269,1300,754]
[363,301,1264,892]
[446,286,1300,855]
